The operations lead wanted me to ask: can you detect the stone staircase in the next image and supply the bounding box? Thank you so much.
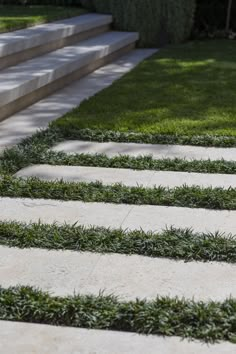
[0,13,138,122]
[0,13,236,354]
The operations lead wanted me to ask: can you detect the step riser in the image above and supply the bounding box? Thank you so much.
[0,42,135,123]
[0,24,110,71]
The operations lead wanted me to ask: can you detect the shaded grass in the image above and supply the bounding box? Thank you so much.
[1,175,236,210]
[0,221,235,263]
[54,40,236,138]
[1,286,236,343]
[0,6,87,33]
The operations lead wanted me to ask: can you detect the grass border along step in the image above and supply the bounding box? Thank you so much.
[0,176,236,210]
[51,127,236,148]
[1,129,236,176]
[0,221,235,263]
[0,286,236,343]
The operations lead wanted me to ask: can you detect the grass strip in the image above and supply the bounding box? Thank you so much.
[1,176,236,210]
[2,147,236,176]
[51,126,236,148]
[0,221,235,263]
[0,286,236,343]
[1,129,236,176]
[44,151,236,175]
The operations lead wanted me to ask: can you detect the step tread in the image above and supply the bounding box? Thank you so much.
[1,321,234,354]
[15,164,236,189]
[0,14,112,58]
[52,140,236,162]
[0,246,235,300]
[0,197,235,234]
[0,31,138,106]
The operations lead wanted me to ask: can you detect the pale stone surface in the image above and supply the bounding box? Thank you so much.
[0,14,112,57]
[0,197,132,229]
[52,140,236,162]
[15,165,155,187]
[0,197,236,235]
[16,164,236,188]
[1,322,236,354]
[1,322,235,354]
[0,49,157,152]
[0,31,138,107]
[0,246,235,301]
[122,204,236,235]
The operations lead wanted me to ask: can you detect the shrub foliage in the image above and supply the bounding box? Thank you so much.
[0,0,196,46]
[90,0,196,46]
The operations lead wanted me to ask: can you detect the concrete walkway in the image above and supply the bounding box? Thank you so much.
[0,246,235,301]
[16,164,236,188]
[1,197,236,234]
[1,321,235,354]
[52,140,236,161]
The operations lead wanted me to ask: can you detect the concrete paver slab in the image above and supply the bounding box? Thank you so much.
[1,321,235,354]
[0,247,235,301]
[16,164,236,189]
[0,197,235,235]
[52,140,236,162]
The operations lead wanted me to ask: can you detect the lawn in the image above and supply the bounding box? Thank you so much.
[0,6,87,33]
[55,40,236,138]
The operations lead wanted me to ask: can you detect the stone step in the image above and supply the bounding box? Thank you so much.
[1,321,234,354]
[0,246,235,301]
[0,31,138,122]
[52,140,236,162]
[15,164,236,189]
[0,14,112,70]
[0,49,156,153]
[0,197,235,234]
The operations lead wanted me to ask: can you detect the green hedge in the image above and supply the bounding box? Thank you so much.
[1,0,196,46]
[90,0,196,46]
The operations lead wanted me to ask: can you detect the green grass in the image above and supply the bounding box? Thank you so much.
[1,175,236,210]
[1,129,236,176]
[54,40,236,140]
[52,127,236,147]
[0,6,87,33]
[1,221,235,263]
[1,286,236,343]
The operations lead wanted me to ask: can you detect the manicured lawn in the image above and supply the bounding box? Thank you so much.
[55,40,236,137]
[0,6,87,33]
